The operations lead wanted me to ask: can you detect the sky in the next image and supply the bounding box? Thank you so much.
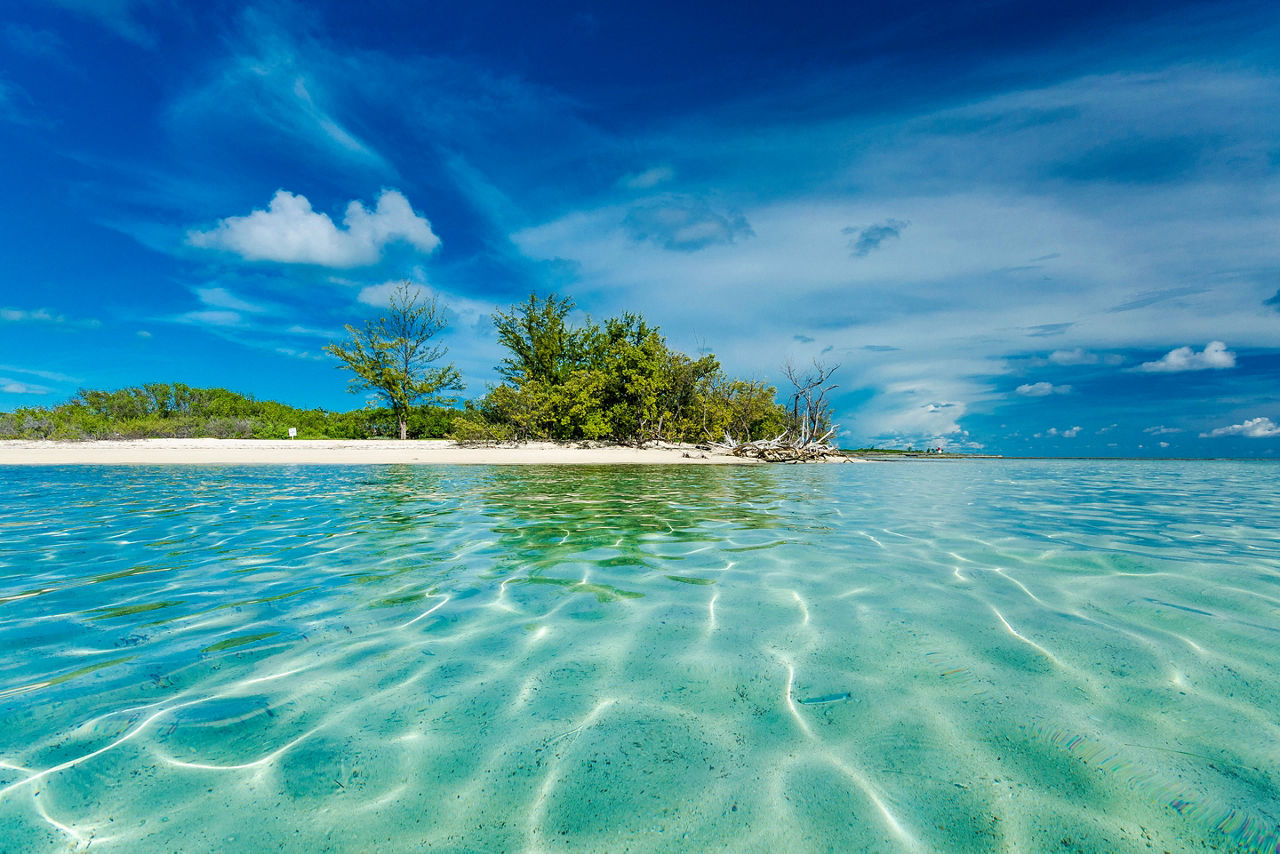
[1,0,1278,456]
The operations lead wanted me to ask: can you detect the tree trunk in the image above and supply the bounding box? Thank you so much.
[399,418,408,440]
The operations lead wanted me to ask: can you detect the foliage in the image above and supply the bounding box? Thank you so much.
[0,382,460,441]
[324,281,463,440]
[491,292,584,386]
[468,293,791,444]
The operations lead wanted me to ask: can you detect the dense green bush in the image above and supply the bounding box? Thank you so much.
[0,383,459,441]
[473,294,790,444]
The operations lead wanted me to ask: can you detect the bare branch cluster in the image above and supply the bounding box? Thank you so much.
[705,359,845,462]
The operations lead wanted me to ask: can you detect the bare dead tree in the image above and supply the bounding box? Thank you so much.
[706,360,846,462]
[783,359,839,446]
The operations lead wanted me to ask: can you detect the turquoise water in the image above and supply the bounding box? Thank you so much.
[1,461,1278,852]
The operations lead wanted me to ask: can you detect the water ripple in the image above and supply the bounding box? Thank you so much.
[0,461,1278,851]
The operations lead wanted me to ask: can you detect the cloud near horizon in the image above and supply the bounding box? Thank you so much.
[1201,416,1280,438]
[1137,341,1235,372]
[187,189,440,267]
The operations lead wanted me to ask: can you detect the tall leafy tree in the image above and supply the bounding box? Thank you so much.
[491,293,583,385]
[324,282,463,440]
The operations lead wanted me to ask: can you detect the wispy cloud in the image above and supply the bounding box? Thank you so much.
[3,23,69,62]
[192,287,274,314]
[1,307,63,323]
[187,189,440,267]
[843,219,908,257]
[356,280,494,328]
[620,166,675,190]
[44,0,158,47]
[1136,341,1235,372]
[0,378,51,395]
[164,8,395,175]
[0,307,99,328]
[0,365,79,384]
[1025,323,1073,338]
[1144,425,1182,435]
[1201,417,1280,438]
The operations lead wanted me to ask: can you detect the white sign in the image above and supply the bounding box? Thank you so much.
[288,427,297,438]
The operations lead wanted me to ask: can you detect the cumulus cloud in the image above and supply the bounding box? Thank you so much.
[1201,417,1280,438]
[1016,381,1071,396]
[843,218,908,257]
[1137,341,1235,372]
[623,197,753,251]
[1043,426,1082,438]
[187,189,441,267]
[620,166,675,190]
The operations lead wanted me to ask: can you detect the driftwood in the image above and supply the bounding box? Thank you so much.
[707,429,848,463]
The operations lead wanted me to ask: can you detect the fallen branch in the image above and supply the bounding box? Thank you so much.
[708,430,848,463]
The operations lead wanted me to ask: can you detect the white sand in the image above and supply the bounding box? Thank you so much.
[0,438,762,465]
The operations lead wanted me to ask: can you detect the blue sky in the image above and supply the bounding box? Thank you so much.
[1,0,1278,456]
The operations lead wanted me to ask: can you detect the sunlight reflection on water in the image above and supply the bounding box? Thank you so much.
[0,461,1278,852]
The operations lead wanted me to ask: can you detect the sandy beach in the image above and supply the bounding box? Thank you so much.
[0,438,770,465]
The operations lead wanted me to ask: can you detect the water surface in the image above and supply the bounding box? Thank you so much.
[1,461,1278,852]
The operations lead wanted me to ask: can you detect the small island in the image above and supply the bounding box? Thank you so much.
[0,287,855,465]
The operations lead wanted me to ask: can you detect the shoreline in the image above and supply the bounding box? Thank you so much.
[0,438,773,466]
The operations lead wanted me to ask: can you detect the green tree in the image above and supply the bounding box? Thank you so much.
[491,293,583,385]
[324,282,463,440]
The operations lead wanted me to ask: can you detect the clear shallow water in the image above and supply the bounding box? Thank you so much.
[0,461,1278,853]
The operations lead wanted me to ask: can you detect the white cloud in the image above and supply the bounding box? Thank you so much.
[505,66,1280,447]
[193,287,271,313]
[137,330,152,338]
[1137,341,1235,372]
[1,307,62,323]
[179,310,245,328]
[620,166,675,190]
[1048,348,1098,365]
[1044,426,1082,438]
[1201,417,1280,438]
[1143,425,1181,435]
[1016,381,1072,396]
[0,378,50,394]
[0,365,79,383]
[357,280,495,328]
[187,189,440,267]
